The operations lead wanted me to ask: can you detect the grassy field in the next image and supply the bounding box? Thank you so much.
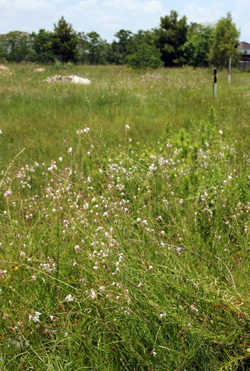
[1,64,250,370]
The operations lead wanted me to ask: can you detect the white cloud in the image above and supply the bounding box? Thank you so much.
[231,0,250,40]
[63,0,97,17]
[2,0,247,43]
[143,0,163,14]
[0,0,11,5]
[101,0,141,12]
[58,3,121,37]
[241,22,250,40]
[73,0,97,9]
[211,2,223,7]
[1,0,54,12]
[237,0,249,9]
[52,0,68,3]
[101,0,163,14]
[0,0,56,33]
[184,2,222,24]
[58,0,165,40]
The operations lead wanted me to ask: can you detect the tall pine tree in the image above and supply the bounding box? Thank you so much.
[154,10,188,67]
[52,17,79,63]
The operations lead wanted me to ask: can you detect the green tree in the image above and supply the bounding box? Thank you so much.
[78,32,89,64]
[106,42,120,64]
[3,32,33,62]
[126,43,163,69]
[125,30,163,69]
[184,24,214,67]
[0,36,7,62]
[31,29,55,63]
[154,10,188,66]
[78,32,108,65]
[86,32,108,65]
[52,17,79,63]
[129,29,154,52]
[209,13,240,67]
[108,30,133,64]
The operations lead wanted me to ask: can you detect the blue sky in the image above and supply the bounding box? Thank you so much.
[0,0,250,42]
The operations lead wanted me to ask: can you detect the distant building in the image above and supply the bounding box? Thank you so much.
[238,41,250,71]
[238,42,250,58]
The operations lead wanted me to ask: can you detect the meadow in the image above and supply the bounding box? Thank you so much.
[0,64,250,370]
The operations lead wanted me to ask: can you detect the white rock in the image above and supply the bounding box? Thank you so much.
[71,76,91,85]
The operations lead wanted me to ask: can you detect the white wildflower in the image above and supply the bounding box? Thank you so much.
[29,312,42,323]
[90,289,97,299]
[4,189,12,197]
[191,304,198,312]
[64,294,74,302]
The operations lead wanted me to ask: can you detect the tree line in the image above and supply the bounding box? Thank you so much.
[0,11,241,68]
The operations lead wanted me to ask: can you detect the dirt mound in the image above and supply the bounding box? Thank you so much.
[0,65,12,75]
[0,65,9,71]
[33,68,45,72]
[45,75,91,85]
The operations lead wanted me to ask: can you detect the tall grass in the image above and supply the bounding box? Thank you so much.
[0,64,250,370]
